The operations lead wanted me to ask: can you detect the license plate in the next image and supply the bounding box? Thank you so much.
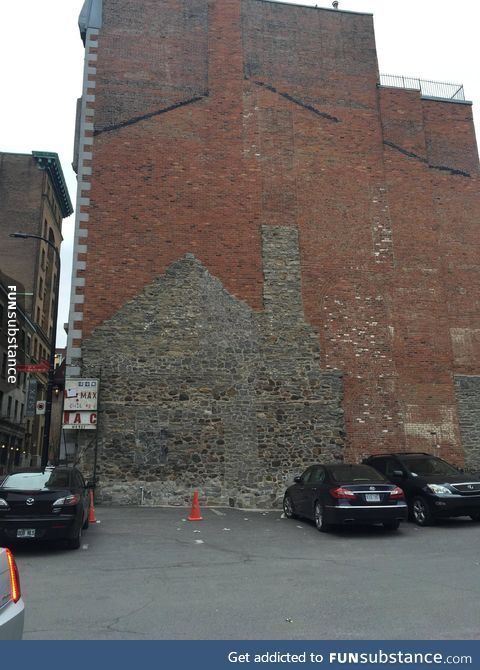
[365,494,380,502]
[17,528,36,538]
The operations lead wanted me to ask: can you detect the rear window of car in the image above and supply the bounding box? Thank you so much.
[1,470,71,490]
[330,464,388,483]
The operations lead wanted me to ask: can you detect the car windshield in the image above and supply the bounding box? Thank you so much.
[330,464,387,483]
[1,470,71,490]
[402,457,459,477]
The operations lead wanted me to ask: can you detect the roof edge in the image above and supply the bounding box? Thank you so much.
[251,0,373,17]
[32,151,74,218]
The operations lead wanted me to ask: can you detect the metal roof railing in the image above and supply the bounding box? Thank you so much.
[379,74,465,102]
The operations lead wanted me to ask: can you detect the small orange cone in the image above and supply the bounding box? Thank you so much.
[187,490,203,521]
[88,489,97,523]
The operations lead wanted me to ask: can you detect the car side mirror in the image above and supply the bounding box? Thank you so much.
[392,470,404,477]
[293,476,302,484]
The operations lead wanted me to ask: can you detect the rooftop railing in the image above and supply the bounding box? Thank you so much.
[379,74,465,102]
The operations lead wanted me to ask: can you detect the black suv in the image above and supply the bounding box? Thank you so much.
[363,453,480,526]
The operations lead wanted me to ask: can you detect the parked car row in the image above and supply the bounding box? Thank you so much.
[283,454,480,531]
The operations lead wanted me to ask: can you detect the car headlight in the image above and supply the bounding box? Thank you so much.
[426,484,452,495]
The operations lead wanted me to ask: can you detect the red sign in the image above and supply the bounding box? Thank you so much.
[17,361,50,373]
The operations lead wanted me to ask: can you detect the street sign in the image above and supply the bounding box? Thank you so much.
[36,401,46,415]
[64,378,99,410]
[62,411,97,430]
[17,361,49,373]
[26,380,37,417]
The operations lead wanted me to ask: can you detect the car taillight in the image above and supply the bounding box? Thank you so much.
[6,548,21,603]
[329,486,357,500]
[53,494,81,507]
[389,486,405,500]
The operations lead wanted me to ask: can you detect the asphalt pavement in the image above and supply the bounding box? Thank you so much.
[11,505,480,640]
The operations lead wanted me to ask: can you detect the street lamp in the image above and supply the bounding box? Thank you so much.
[9,232,61,469]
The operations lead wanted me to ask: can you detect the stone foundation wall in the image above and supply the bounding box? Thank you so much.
[454,375,480,471]
[81,227,345,507]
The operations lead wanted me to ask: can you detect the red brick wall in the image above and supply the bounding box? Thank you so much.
[77,0,480,464]
[0,153,44,307]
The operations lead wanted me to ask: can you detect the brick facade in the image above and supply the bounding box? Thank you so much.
[69,0,480,503]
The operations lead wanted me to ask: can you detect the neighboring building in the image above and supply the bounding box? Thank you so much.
[68,0,480,506]
[0,272,36,475]
[0,151,73,466]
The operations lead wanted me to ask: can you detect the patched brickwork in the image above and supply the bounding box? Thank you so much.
[81,228,345,507]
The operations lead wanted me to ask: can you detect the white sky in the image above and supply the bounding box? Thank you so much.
[0,0,479,348]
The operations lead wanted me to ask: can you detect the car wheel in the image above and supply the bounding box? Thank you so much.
[67,527,82,550]
[470,514,480,522]
[314,502,330,533]
[411,496,433,526]
[283,494,297,519]
[383,520,400,531]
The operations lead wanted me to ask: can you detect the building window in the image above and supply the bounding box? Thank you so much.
[1,353,7,378]
[0,390,3,414]
[41,249,46,270]
[14,400,19,422]
[38,277,43,298]
[7,396,12,418]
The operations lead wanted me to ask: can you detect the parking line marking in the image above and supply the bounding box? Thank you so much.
[210,509,225,516]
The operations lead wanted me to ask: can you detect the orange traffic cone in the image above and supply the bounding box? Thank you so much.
[187,490,203,521]
[88,489,97,523]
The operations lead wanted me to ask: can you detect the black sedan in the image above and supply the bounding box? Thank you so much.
[283,463,408,532]
[0,467,91,550]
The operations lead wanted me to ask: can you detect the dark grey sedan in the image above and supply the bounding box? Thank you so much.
[283,463,408,532]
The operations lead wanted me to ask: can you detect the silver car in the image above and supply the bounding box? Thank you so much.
[0,547,25,640]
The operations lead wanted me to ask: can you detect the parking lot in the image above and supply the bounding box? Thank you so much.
[12,506,480,640]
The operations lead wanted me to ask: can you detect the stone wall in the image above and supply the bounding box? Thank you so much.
[454,375,480,471]
[81,227,345,507]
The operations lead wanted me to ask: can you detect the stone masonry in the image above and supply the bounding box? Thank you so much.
[81,227,345,507]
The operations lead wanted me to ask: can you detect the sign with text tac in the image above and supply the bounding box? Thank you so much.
[63,411,97,430]
[63,378,99,430]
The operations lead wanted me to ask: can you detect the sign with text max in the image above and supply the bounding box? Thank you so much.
[63,378,99,429]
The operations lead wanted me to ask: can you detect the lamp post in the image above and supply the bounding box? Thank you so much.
[9,232,61,469]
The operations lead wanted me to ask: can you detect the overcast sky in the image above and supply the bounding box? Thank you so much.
[0,0,478,348]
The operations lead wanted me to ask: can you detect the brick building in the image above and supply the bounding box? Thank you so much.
[0,151,73,465]
[68,0,480,506]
